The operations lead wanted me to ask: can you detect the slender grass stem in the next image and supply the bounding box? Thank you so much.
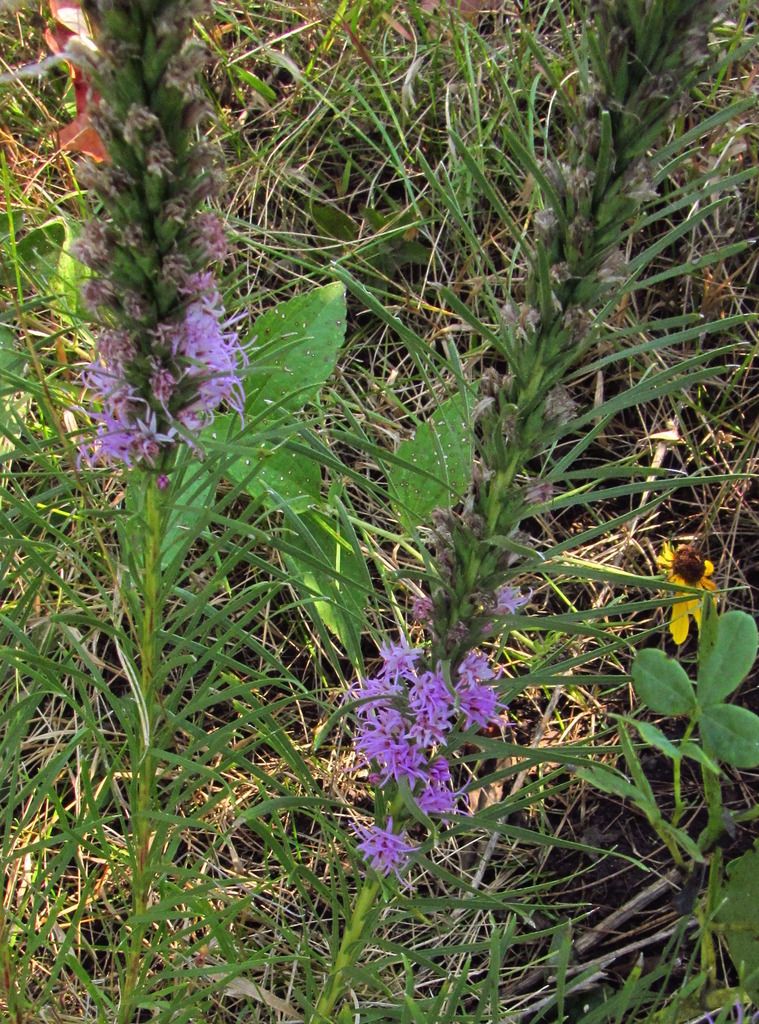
[700,758,726,854]
[672,721,697,828]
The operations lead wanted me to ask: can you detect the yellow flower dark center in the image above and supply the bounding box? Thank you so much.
[671,545,706,585]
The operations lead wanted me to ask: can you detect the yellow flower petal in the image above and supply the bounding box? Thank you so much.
[669,603,691,645]
[682,596,701,623]
[657,543,674,571]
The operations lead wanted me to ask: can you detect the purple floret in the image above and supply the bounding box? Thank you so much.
[354,707,427,786]
[407,669,454,746]
[458,682,501,730]
[378,637,421,681]
[457,651,496,688]
[172,285,245,419]
[346,674,403,717]
[417,757,460,816]
[455,651,502,729]
[410,593,434,623]
[193,212,228,262]
[83,406,176,468]
[353,817,416,878]
[494,585,531,615]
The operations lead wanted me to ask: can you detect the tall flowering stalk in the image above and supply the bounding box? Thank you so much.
[71,1,243,474]
[424,0,728,665]
[65,1,241,1018]
[317,1,729,1019]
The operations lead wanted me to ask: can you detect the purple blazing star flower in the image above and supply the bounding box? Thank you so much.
[417,757,461,815]
[494,585,532,615]
[378,637,421,681]
[353,817,416,878]
[407,668,455,746]
[354,707,427,786]
[81,276,246,468]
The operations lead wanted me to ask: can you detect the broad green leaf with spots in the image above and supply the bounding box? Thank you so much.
[388,393,473,531]
[245,282,347,422]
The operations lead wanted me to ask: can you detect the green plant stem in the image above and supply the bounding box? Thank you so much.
[312,875,381,1024]
[699,848,723,986]
[672,721,696,828]
[119,477,166,1024]
[313,793,404,1023]
[699,757,725,853]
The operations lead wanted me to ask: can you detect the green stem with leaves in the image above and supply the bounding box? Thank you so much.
[312,876,382,1024]
[119,477,166,1024]
[313,792,405,1023]
[428,0,726,662]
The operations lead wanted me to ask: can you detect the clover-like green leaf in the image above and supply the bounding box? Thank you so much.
[700,704,759,768]
[246,282,347,422]
[630,648,696,716]
[698,611,758,705]
[388,393,472,531]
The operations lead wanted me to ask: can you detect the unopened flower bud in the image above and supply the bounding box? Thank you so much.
[123,104,161,147]
[545,385,578,425]
[534,207,559,243]
[525,479,555,504]
[598,250,627,285]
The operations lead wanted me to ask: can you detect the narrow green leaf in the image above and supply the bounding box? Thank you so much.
[575,765,646,804]
[618,724,656,805]
[630,648,696,716]
[229,65,277,103]
[698,611,758,705]
[700,705,759,768]
[628,718,681,762]
[282,508,370,665]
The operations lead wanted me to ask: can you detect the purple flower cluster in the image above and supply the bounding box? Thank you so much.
[352,818,417,880]
[68,2,245,473]
[80,245,244,469]
[349,638,504,876]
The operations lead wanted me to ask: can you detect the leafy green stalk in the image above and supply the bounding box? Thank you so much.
[312,876,382,1024]
[119,476,168,1024]
[320,2,742,1019]
[426,0,731,663]
[313,790,405,1022]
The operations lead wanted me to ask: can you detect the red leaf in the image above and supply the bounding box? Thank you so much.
[46,0,107,161]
